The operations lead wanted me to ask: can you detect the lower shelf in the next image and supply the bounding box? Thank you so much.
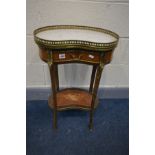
[48,88,98,111]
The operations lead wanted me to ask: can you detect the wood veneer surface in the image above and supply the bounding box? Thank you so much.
[48,89,98,110]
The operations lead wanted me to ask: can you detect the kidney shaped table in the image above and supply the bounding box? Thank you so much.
[34,25,119,130]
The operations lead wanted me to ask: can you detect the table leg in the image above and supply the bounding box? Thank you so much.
[89,65,97,93]
[89,64,104,130]
[55,64,59,92]
[49,64,57,129]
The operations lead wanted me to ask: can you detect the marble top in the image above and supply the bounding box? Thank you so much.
[36,29,117,43]
[34,25,119,51]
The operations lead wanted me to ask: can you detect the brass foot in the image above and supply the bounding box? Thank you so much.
[53,125,58,130]
[88,123,93,131]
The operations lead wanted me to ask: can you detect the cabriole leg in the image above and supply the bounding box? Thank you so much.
[89,63,104,130]
[55,64,59,92]
[89,65,97,93]
[49,63,58,129]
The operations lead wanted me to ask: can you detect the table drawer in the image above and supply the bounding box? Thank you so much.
[53,51,100,64]
[39,48,113,64]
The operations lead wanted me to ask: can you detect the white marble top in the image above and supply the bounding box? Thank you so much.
[36,29,117,43]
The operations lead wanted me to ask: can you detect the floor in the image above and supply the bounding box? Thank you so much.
[26,99,129,155]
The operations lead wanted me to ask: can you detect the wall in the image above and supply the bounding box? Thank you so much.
[26,0,129,89]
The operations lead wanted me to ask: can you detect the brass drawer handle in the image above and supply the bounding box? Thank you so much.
[69,53,95,60]
[69,53,85,60]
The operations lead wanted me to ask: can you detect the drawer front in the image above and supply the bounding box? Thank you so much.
[39,48,113,64]
[53,51,100,64]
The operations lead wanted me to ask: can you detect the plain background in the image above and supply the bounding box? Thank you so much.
[26,0,129,89]
[1,0,155,155]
